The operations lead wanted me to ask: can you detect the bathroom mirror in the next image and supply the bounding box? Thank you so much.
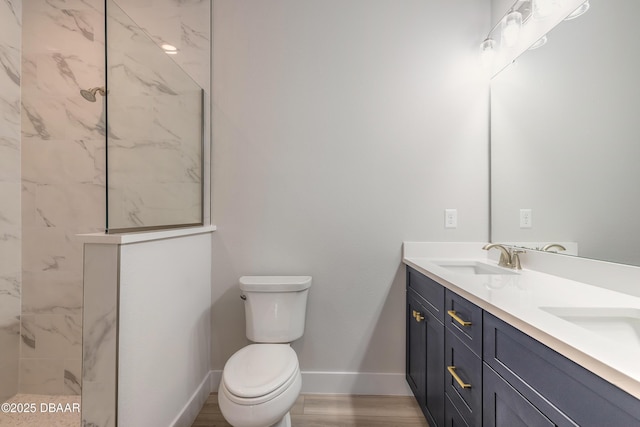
[491,0,640,267]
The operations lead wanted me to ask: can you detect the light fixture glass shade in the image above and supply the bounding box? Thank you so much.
[565,0,590,20]
[480,38,497,70]
[528,35,548,50]
[502,11,522,48]
[533,0,559,20]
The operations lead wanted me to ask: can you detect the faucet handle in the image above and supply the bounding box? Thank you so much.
[510,249,526,270]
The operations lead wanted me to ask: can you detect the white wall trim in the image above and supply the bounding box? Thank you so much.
[209,370,411,396]
[77,225,217,245]
[170,371,212,427]
[300,372,412,396]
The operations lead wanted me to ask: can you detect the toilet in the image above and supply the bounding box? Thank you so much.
[218,276,312,427]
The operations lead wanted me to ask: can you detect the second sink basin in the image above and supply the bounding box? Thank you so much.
[540,306,640,348]
[434,260,518,275]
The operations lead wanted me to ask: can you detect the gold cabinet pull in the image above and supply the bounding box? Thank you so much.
[415,312,424,322]
[447,366,471,389]
[412,310,418,318]
[448,310,472,327]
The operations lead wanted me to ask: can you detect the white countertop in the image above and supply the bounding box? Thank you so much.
[403,242,640,400]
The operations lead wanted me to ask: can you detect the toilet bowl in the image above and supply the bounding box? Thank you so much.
[218,276,311,427]
[218,345,301,427]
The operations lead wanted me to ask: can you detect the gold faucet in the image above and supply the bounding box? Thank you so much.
[542,243,566,252]
[482,243,525,270]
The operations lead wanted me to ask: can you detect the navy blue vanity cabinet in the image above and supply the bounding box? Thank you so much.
[408,266,445,322]
[406,267,445,427]
[483,364,558,427]
[483,312,640,427]
[444,290,483,427]
[445,393,471,427]
[445,291,483,356]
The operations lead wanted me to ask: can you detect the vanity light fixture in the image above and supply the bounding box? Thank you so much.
[480,38,497,69]
[528,34,548,50]
[533,0,560,20]
[503,10,523,48]
[479,0,535,74]
[564,0,589,20]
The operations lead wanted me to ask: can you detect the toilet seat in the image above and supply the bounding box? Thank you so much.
[222,344,299,405]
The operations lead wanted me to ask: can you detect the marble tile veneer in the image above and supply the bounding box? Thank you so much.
[0,0,22,404]
[17,0,210,397]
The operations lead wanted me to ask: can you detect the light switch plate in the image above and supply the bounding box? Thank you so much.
[520,209,532,228]
[445,209,457,229]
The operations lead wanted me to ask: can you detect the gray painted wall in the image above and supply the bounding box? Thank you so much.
[211,0,491,382]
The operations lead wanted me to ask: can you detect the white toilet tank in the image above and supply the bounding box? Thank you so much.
[239,276,311,343]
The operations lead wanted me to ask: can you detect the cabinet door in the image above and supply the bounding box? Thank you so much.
[483,364,558,427]
[407,291,426,402]
[484,312,640,426]
[407,290,445,427]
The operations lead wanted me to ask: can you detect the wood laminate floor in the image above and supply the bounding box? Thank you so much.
[191,393,429,427]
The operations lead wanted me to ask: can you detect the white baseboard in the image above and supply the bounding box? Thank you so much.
[170,371,212,427]
[209,370,411,396]
[300,371,412,395]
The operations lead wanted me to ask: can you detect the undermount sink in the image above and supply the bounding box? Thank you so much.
[540,307,640,347]
[434,260,518,276]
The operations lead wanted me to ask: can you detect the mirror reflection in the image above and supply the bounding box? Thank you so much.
[491,0,640,266]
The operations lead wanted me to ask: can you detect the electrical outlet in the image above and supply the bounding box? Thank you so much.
[520,209,532,228]
[445,209,457,229]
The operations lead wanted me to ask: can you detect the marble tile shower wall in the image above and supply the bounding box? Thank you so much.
[19,0,210,395]
[0,0,22,404]
[20,0,105,395]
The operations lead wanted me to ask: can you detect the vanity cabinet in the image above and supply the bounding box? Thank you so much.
[483,364,558,427]
[406,268,445,427]
[483,313,640,427]
[406,266,640,427]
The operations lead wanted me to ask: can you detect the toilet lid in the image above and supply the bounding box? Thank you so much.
[223,344,299,399]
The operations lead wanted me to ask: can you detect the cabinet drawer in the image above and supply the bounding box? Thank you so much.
[445,290,482,356]
[407,266,445,322]
[445,330,482,427]
[445,393,471,427]
[484,312,640,426]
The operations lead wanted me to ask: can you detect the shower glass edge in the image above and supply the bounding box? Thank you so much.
[104,0,204,234]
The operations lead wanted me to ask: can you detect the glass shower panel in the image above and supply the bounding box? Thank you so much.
[106,0,203,232]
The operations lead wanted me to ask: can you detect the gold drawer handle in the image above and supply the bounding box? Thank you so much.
[447,366,472,389]
[448,310,472,327]
[415,311,424,322]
